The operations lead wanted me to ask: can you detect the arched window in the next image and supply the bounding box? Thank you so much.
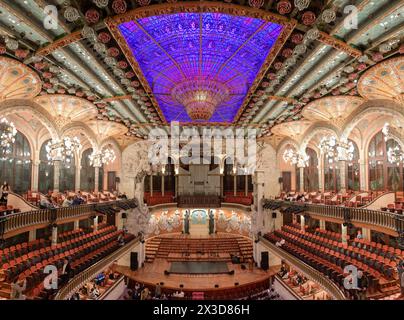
[324,154,340,192]
[59,152,76,192]
[80,148,95,191]
[346,140,360,191]
[0,130,32,194]
[368,131,403,191]
[39,139,54,194]
[304,148,319,192]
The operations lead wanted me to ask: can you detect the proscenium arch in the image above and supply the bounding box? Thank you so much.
[0,98,59,140]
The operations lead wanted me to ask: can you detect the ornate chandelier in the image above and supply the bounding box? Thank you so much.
[387,145,404,166]
[89,146,116,167]
[0,117,17,155]
[283,148,310,167]
[171,78,230,121]
[319,136,355,163]
[382,123,404,165]
[46,136,82,163]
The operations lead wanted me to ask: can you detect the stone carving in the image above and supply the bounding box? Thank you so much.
[125,202,151,236]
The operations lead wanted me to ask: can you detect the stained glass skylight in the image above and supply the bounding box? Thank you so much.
[118,13,283,123]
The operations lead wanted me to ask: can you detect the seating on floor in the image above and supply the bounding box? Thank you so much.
[264,224,402,298]
[0,225,135,299]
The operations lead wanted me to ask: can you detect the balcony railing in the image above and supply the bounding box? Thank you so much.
[0,199,138,236]
[259,236,347,300]
[54,237,140,300]
[263,200,404,234]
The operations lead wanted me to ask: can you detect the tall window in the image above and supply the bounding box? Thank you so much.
[99,166,104,191]
[368,131,403,191]
[39,139,54,194]
[223,159,234,193]
[0,131,31,194]
[80,148,95,191]
[59,153,76,192]
[164,158,175,193]
[304,148,319,192]
[347,140,360,191]
[324,156,340,192]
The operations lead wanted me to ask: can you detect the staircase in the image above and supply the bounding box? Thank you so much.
[145,237,162,263]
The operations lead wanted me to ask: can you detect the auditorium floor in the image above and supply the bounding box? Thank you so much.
[115,259,277,291]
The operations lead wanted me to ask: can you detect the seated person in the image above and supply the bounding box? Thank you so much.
[40,195,55,209]
[62,196,73,207]
[72,195,83,206]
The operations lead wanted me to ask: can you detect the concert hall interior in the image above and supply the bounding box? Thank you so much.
[0,0,403,302]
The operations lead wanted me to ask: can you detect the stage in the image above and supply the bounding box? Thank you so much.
[169,261,229,274]
[115,259,276,291]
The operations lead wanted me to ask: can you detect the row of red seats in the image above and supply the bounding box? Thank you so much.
[282,226,399,277]
[1,225,119,282]
[57,228,84,242]
[1,239,50,265]
[28,231,135,299]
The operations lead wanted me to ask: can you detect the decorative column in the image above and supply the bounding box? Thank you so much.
[94,166,100,192]
[300,215,305,232]
[150,175,153,197]
[93,216,98,232]
[31,160,40,192]
[341,223,348,244]
[359,159,367,191]
[319,219,326,230]
[51,225,58,246]
[53,160,60,192]
[339,160,347,193]
[74,220,80,230]
[299,166,304,193]
[233,174,237,196]
[28,229,36,242]
[161,175,165,196]
[175,174,178,198]
[245,175,248,196]
[75,165,81,191]
[220,173,224,197]
[362,227,371,241]
[254,170,266,234]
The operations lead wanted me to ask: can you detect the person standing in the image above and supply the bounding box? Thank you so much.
[0,181,10,206]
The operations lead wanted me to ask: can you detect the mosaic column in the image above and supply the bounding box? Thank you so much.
[299,166,304,193]
[51,226,58,246]
[53,160,60,192]
[150,175,153,197]
[300,214,305,232]
[339,160,347,193]
[162,175,165,196]
[31,160,40,192]
[94,166,100,192]
[233,174,237,196]
[359,159,367,191]
[341,224,348,244]
[93,216,98,232]
[75,165,81,191]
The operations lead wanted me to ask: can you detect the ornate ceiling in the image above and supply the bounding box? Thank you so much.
[301,95,364,126]
[0,0,401,142]
[357,56,404,106]
[0,56,41,100]
[34,94,98,127]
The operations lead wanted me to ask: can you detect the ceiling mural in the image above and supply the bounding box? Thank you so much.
[357,57,404,106]
[117,12,284,123]
[0,56,41,101]
[0,0,400,143]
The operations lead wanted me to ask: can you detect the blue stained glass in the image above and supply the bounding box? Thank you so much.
[119,12,283,123]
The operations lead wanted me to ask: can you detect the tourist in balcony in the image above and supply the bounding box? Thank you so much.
[62,196,73,207]
[355,270,368,300]
[10,276,26,300]
[40,195,55,209]
[61,258,72,284]
[0,181,10,206]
